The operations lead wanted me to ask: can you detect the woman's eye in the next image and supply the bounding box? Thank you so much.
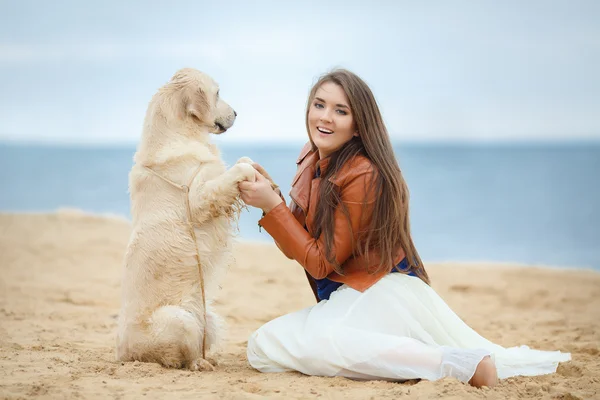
[314,103,324,109]
[336,109,347,115]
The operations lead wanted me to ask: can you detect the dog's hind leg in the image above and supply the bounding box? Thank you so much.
[200,304,225,366]
[182,303,223,370]
[204,303,224,350]
[147,305,205,370]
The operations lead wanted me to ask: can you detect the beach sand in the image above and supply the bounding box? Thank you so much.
[0,211,598,399]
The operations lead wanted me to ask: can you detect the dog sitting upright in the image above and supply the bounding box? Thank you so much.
[116,68,256,370]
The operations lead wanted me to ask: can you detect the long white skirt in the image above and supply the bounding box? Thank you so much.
[247,274,571,383]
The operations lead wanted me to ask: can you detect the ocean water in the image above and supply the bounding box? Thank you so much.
[1,141,598,271]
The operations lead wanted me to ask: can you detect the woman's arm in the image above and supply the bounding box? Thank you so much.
[258,171,376,279]
[251,163,294,259]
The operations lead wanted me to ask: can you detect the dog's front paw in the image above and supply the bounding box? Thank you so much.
[233,162,256,183]
[205,356,219,366]
[188,358,215,372]
[236,156,254,165]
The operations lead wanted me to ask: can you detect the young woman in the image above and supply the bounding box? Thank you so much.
[237,69,570,387]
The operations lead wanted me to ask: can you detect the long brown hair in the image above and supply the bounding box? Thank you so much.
[305,69,430,284]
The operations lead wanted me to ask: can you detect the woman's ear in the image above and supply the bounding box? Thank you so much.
[354,131,359,137]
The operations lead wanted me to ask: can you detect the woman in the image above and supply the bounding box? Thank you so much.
[238,69,570,387]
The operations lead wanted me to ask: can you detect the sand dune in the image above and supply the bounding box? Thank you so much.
[0,211,598,399]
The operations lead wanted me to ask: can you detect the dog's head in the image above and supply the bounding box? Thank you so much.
[165,68,236,134]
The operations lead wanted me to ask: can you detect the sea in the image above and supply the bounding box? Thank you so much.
[1,141,598,271]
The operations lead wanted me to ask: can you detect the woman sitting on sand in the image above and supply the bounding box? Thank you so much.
[238,69,570,387]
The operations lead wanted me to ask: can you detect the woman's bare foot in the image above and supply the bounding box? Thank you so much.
[469,356,498,388]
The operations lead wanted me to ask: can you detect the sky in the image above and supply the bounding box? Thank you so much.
[1,0,599,145]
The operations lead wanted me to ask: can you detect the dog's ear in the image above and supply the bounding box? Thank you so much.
[184,88,209,123]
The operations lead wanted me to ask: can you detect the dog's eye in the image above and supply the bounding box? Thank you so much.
[216,90,220,99]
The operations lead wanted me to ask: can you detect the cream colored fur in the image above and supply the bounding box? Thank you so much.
[116,68,256,370]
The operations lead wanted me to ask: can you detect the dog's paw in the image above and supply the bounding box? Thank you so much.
[236,156,254,165]
[161,359,185,369]
[234,162,256,183]
[188,358,215,372]
[205,356,219,366]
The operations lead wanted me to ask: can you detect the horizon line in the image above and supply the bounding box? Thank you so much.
[2,137,600,149]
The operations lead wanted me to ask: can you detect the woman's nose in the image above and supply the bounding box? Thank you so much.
[319,109,333,122]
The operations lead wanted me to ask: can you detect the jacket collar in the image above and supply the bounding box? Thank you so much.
[299,150,333,182]
[315,157,331,177]
[295,142,335,181]
[297,142,332,176]
[297,143,364,186]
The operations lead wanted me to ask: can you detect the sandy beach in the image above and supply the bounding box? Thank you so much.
[0,211,598,399]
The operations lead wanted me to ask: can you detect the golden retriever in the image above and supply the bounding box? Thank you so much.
[116,68,256,370]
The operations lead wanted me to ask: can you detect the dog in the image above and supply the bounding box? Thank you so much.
[116,68,256,370]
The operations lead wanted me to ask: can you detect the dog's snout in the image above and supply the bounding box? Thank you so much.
[233,110,237,117]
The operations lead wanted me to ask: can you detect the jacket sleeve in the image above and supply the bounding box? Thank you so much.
[259,171,376,279]
[270,191,294,259]
[271,142,313,260]
[274,237,294,260]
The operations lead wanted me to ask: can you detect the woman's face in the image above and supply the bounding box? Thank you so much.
[308,81,357,159]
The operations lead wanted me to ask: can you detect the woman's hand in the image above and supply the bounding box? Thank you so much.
[252,163,273,183]
[251,163,281,194]
[239,170,283,213]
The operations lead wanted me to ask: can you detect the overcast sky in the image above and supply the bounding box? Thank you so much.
[1,0,599,144]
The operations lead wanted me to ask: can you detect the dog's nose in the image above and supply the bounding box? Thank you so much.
[234,110,237,117]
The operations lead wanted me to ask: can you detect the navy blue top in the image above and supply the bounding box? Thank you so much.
[315,257,416,301]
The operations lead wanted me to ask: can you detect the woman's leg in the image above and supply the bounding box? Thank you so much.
[248,274,568,384]
[247,286,494,384]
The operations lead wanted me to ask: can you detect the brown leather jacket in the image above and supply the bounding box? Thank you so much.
[259,143,406,299]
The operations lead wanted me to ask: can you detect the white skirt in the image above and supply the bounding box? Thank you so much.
[247,274,571,383]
